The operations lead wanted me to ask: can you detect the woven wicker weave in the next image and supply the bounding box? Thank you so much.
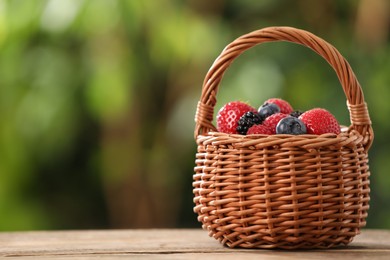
[193,26,373,249]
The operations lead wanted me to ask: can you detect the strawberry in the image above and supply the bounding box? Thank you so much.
[216,101,257,134]
[264,98,293,114]
[247,124,273,135]
[262,113,289,134]
[299,108,341,135]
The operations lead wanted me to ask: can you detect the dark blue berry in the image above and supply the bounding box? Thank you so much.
[258,103,280,119]
[276,116,307,135]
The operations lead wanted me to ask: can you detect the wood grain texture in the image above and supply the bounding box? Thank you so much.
[0,229,389,259]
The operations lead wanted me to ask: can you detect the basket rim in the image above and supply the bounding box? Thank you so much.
[196,129,367,151]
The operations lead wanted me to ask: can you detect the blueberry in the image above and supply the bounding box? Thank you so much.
[258,103,280,119]
[276,116,307,135]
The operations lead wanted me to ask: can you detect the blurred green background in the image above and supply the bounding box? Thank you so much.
[0,0,389,231]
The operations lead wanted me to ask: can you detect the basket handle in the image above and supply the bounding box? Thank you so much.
[194,26,373,149]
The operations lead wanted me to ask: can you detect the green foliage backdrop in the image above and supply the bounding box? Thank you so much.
[0,0,389,230]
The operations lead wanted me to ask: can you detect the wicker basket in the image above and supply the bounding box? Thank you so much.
[193,26,373,249]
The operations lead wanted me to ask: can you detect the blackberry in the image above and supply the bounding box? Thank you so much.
[290,110,303,118]
[236,111,263,135]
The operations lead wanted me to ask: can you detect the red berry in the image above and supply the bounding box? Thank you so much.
[247,124,273,135]
[264,98,293,114]
[299,108,341,135]
[216,101,257,134]
[262,113,289,134]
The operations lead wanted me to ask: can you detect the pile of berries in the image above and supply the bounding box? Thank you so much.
[216,98,341,135]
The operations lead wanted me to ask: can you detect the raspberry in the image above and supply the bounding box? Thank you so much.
[262,113,289,134]
[299,108,341,135]
[237,111,263,135]
[247,124,273,135]
[216,101,257,134]
[264,98,293,114]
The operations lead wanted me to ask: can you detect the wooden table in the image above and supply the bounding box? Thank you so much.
[0,229,389,259]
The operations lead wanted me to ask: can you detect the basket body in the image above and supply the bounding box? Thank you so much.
[194,132,370,249]
[193,27,373,249]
